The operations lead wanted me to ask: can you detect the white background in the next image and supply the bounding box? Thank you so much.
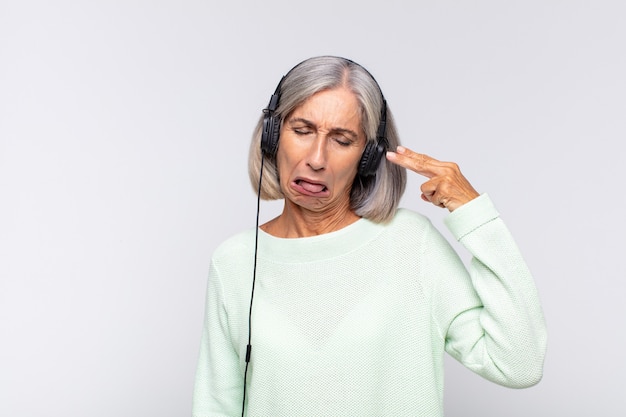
[1,1,625,416]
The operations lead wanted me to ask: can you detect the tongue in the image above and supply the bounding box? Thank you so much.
[300,181,325,193]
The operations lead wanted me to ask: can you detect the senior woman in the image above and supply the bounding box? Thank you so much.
[192,56,547,417]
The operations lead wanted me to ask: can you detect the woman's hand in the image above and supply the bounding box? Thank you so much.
[386,146,480,212]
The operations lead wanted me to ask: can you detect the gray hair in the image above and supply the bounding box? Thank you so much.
[248,56,406,223]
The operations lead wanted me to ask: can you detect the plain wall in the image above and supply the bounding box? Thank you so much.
[1,1,625,415]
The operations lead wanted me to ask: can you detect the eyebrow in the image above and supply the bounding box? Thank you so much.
[287,117,359,140]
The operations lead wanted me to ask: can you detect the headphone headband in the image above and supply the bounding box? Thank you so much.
[261,57,388,177]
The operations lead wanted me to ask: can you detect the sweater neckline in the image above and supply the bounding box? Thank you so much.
[257,216,385,263]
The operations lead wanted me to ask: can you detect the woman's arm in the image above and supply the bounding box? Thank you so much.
[192,261,244,417]
[442,194,547,387]
[387,147,547,387]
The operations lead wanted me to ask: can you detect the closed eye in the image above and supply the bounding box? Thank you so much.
[293,127,313,135]
[334,137,352,146]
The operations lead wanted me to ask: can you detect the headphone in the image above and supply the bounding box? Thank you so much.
[260,58,389,177]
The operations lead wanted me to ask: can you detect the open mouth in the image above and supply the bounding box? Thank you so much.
[295,179,327,193]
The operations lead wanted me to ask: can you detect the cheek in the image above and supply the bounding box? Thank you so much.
[275,136,313,172]
[338,164,356,180]
[275,136,297,165]
[274,146,298,183]
[338,154,362,177]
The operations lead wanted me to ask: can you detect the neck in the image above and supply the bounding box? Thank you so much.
[261,200,361,238]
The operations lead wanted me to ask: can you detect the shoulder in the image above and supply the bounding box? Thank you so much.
[371,208,443,248]
[387,208,435,232]
[211,228,256,263]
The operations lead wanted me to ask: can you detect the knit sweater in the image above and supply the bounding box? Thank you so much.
[192,194,547,416]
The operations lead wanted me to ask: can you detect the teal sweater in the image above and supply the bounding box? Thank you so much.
[192,194,547,416]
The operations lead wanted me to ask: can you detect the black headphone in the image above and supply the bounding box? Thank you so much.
[260,59,389,177]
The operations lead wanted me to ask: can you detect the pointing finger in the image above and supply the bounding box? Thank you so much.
[386,146,442,178]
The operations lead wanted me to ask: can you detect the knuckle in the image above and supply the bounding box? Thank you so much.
[441,161,459,173]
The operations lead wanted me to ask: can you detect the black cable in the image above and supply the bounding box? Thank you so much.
[241,153,265,417]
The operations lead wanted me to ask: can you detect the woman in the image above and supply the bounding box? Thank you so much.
[193,56,547,416]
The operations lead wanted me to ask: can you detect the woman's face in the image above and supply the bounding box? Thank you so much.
[276,87,366,215]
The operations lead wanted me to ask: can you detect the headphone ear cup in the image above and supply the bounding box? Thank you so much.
[261,114,281,158]
[358,141,385,177]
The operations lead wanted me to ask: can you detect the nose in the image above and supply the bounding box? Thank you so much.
[306,135,327,171]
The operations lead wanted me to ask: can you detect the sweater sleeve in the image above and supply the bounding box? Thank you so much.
[441,194,547,388]
[192,261,244,417]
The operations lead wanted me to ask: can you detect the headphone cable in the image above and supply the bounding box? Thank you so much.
[242,153,264,416]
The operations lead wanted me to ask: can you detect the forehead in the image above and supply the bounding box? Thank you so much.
[287,87,363,129]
